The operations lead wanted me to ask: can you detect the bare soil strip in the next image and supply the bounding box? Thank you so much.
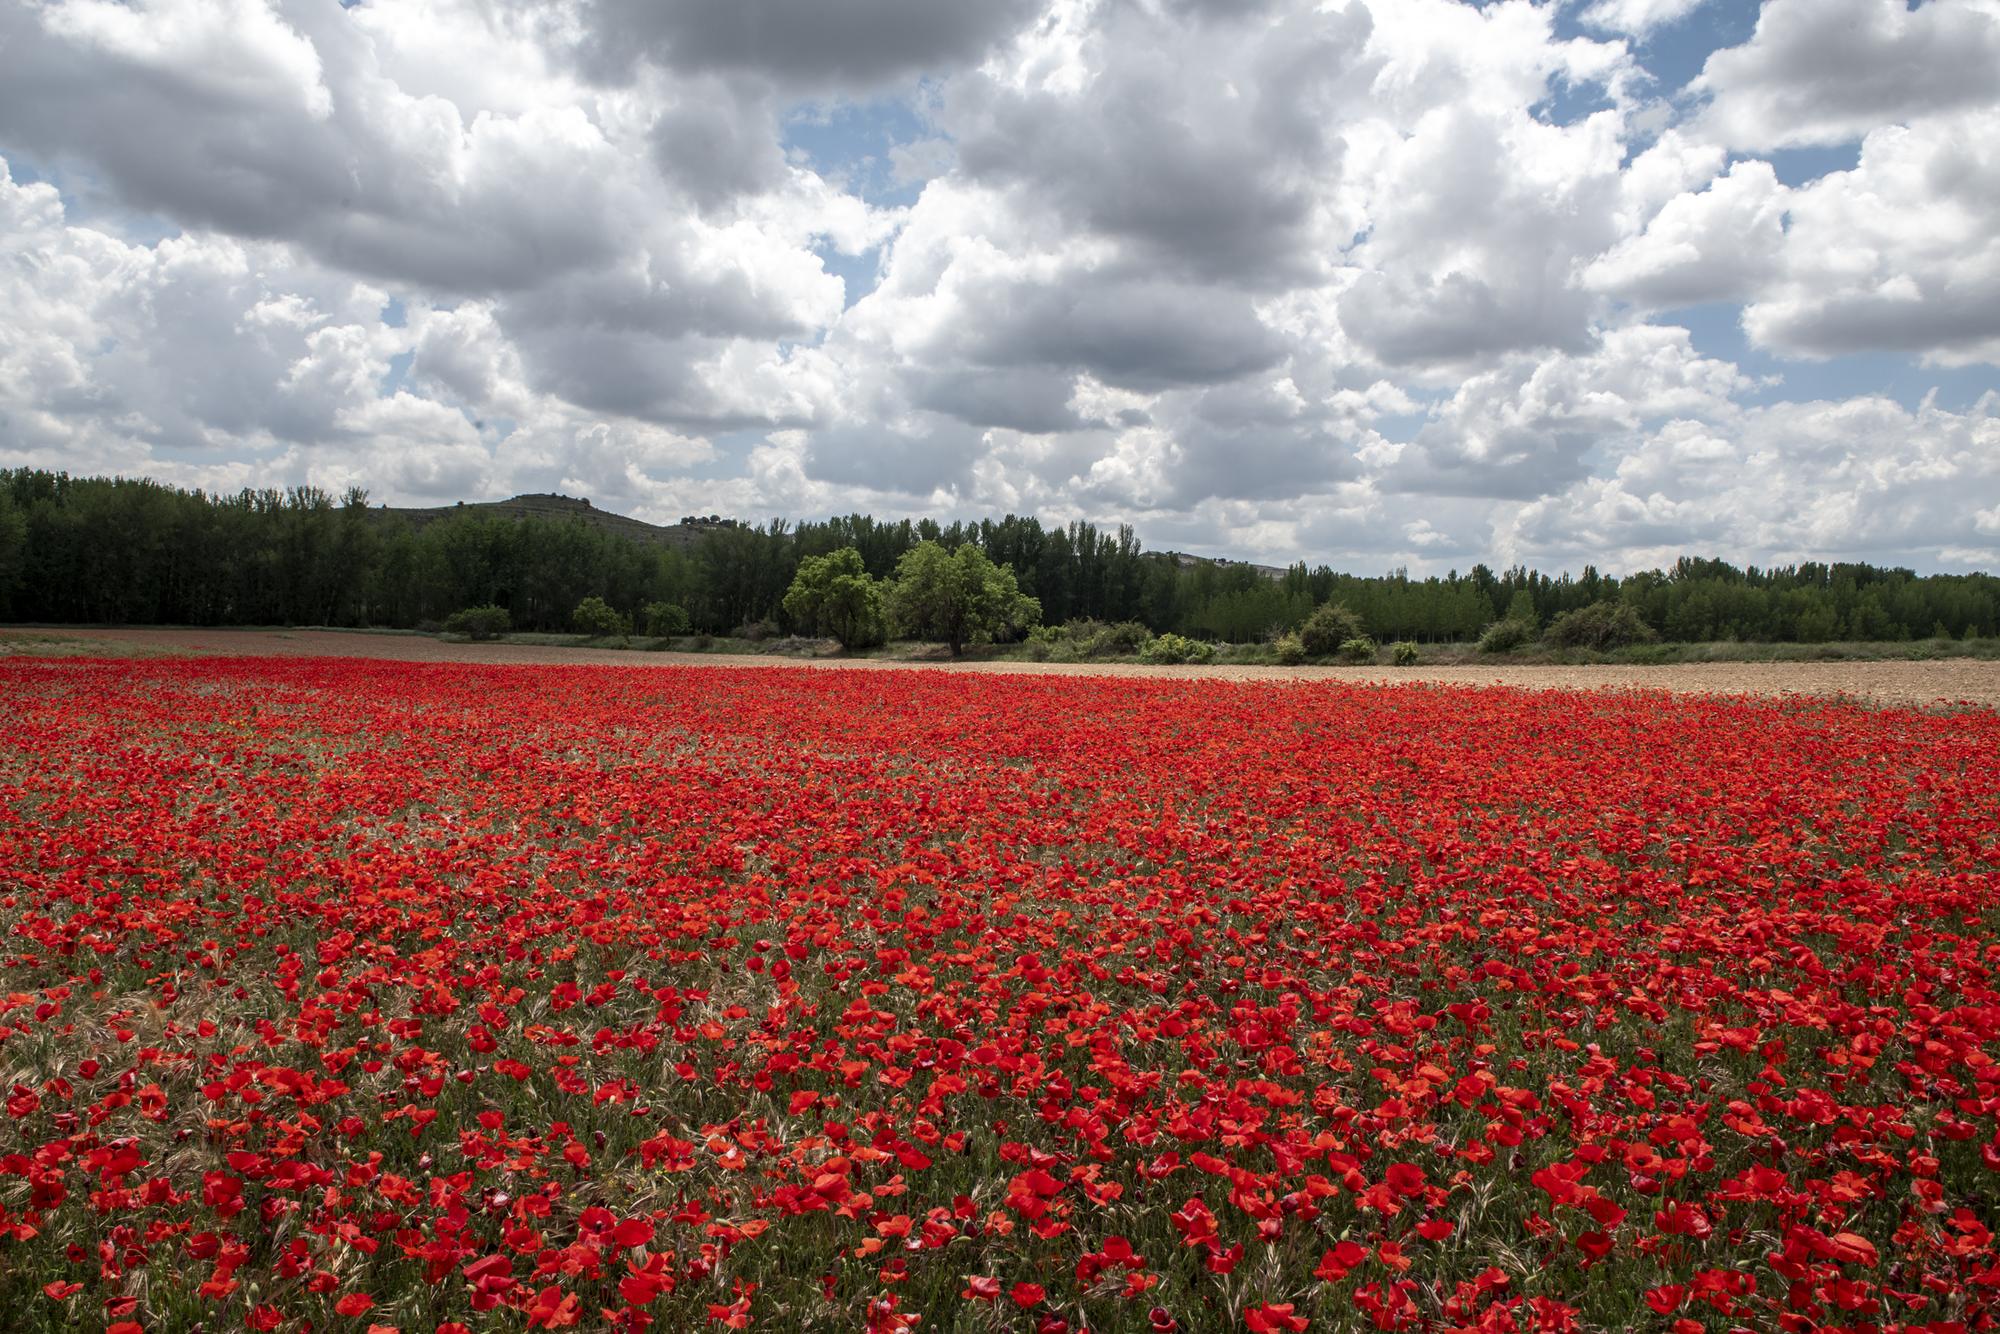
[6,626,1998,708]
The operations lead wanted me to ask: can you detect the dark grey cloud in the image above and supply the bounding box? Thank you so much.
[0,5,328,236]
[506,325,813,431]
[498,255,824,347]
[800,418,986,493]
[579,0,1044,89]
[1341,270,1597,366]
[503,326,708,422]
[1163,421,1360,507]
[0,0,889,450]
[1389,425,1599,500]
[1747,276,2000,361]
[1173,381,1373,506]
[0,3,623,293]
[1150,0,1289,18]
[956,278,1287,391]
[946,3,1375,286]
[910,367,1084,435]
[1694,0,2000,149]
[649,81,792,211]
[0,1,859,346]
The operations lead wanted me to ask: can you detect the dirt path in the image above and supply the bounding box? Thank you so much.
[8,626,1999,708]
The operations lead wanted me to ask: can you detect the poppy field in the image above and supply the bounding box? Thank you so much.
[2,658,1999,1334]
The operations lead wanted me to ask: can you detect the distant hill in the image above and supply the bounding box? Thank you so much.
[380,494,1298,578]
[378,493,1297,576]
[371,493,743,548]
[1160,549,1289,580]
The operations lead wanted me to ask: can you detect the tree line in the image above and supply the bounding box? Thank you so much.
[2,469,1996,644]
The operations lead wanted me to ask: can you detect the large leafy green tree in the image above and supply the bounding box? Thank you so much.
[781,547,886,649]
[888,541,1041,655]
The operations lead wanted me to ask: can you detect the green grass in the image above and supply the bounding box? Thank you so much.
[0,631,173,659]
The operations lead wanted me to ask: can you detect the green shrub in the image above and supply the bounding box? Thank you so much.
[1022,626,1079,662]
[1337,636,1378,664]
[1078,620,1152,658]
[1299,602,1366,658]
[641,601,692,637]
[1544,600,1656,651]
[1273,632,1306,666]
[572,596,630,639]
[1139,632,1216,665]
[1391,640,1420,666]
[1477,618,1535,654]
[443,605,511,641]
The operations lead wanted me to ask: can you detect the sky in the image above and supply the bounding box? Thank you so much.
[1,0,1997,575]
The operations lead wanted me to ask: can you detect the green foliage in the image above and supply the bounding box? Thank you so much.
[1068,619,1152,658]
[1299,601,1367,657]
[781,548,887,649]
[1180,567,1312,642]
[1845,588,1899,641]
[1477,618,1535,654]
[1391,640,1420,666]
[888,541,1041,654]
[1139,632,1216,665]
[443,605,511,641]
[1337,636,1378,664]
[641,601,692,637]
[1794,604,1839,643]
[1273,632,1306,666]
[572,596,630,639]
[1502,588,1539,629]
[0,494,24,618]
[7,469,2000,649]
[1544,600,1656,651]
[1018,625,1070,663]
